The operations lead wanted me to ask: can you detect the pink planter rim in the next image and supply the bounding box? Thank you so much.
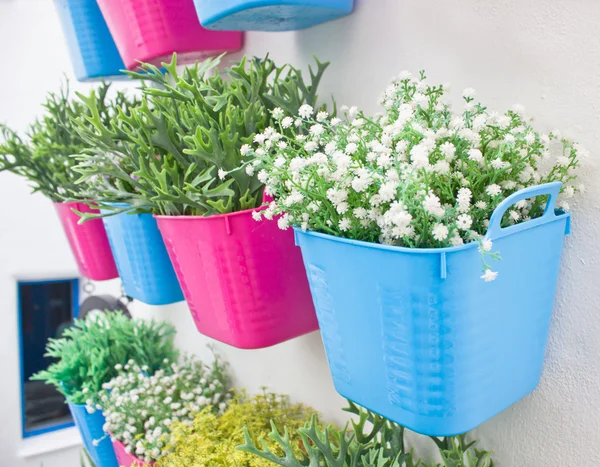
[153,205,266,221]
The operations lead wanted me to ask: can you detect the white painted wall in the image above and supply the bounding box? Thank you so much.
[1,0,599,465]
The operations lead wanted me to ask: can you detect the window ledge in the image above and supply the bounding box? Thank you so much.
[17,426,81,458]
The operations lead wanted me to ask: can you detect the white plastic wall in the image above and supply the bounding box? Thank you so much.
[1,0,599,465]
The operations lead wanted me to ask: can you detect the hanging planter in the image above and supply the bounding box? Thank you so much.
[69,403,118,467]
[112,439,153,467]
[95,0,243,70]
[54,202,118,281]
[54,0,125,81]
[102,205,184,305]
[294,183,571,436]
[194,0,354,31]
[155,208,318,349]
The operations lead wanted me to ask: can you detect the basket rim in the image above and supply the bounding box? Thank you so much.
[153,205,265,221]
[294,210,570,255]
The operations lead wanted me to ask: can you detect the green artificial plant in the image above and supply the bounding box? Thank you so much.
[239,401,494,467]
[31,311,177,406]
[0,82,138,201]
[73,53,330,220]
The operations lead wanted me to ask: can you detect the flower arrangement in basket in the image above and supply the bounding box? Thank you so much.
[0,83,139,280]
[240,401,495,467]
[31,311,177,466]
[245,71,584,279]
[156,390,320,466]
[0,82,136,202]
[243,71,584,435]
[73,53,329,348]
[102,354,231,465]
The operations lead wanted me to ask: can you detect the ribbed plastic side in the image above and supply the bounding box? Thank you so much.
[295,183,570,435]
[102,209,183,305]
[54,202,119,281]
[155,209,318,349]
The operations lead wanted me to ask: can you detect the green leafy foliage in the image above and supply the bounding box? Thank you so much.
[157,390,320,467]
[73,53,330,219]
[238,400,494,467]
[0,82,138,201]
[31,311,177,406]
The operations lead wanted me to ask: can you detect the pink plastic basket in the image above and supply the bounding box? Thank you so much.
[113,439,154,467]
[54,202,118,281]
[96,0,244,69]
[155,209,318,349]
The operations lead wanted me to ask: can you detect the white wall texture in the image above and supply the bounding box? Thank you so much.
[1,0,599,465]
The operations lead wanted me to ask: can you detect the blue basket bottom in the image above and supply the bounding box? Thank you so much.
[334,377,541,437]
[203,5,352,31]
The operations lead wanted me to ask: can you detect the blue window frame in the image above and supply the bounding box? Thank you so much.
[17,278,79,438]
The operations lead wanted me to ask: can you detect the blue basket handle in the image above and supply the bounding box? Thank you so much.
[485,182,563,241]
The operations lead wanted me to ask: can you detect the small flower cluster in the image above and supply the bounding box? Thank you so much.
[99,355,231,463]
[242,71,584,280]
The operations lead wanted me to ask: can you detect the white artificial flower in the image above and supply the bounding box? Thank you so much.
[423,193,445,217]
[379,181,398,202]
[252,211,262,222]
[345,143,358,154]
[330,117,342,127]
[481,269,499,282]
[410,144,430,169]
[433,160,451,174]
[398,71,412,80]
[271,107,284,120]
[457,187,472,212]
[491,158,508,170]
[281,117,294,128]
[467,149,483,163]
[448,234,463,246]
[480,239,493,252]
[456,214,473,230]
[339,218,351,231]
[316,111,329,122]
[432,223,449,241]
[440,142,456,159]
[524,133,535,145]
[240,144,252,156]
[310,124,325,136]
[298,104,314,118]
[462,88,476,99]
[245,165,254,176]
[485,184,502,197]
[304,141,319,152]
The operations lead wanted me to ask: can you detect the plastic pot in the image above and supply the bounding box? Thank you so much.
[54,202,118,281]
[69,403,118,467]
[155,208,318,349]
[113,439,154,466]
[102,206,183,305]
[54,0,125,81]
[294,182,571,436]
[194,0,354,31]
[96,0,243,70]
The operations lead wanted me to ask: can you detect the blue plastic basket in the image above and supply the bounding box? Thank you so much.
[102,206,184,305]
[54,0,125,81]
[69,403,118,467]
[194,0,354,31]
[294,182,571,436]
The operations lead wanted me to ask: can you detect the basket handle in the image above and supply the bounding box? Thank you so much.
[485,182,563,240]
